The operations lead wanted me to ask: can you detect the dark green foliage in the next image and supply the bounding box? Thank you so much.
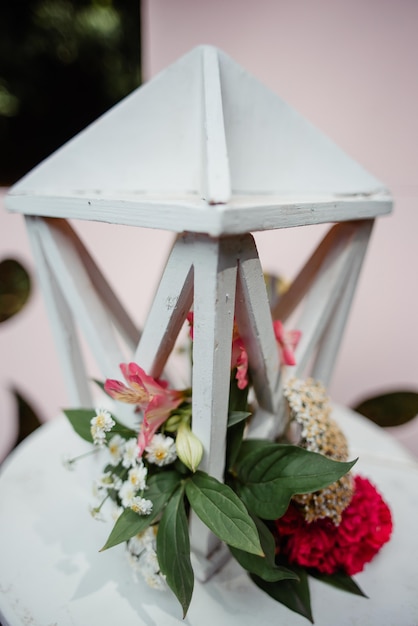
[0,0,141,184]
[235,440,356,519]
[12,388,42,446]
[185,471,263,555]
[229,513,298,583]
[251,565,313,623]
[354,391,418,427]
[156,485,194,618]
[0,259,40,456]
[0,259,31,323]
[309,569,367,597]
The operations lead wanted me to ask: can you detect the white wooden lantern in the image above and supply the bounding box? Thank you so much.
[5,46,392,574]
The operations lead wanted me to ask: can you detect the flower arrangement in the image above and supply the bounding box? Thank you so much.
[64,314,392,622]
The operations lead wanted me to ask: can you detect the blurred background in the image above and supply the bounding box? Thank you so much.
[1,0,417,460]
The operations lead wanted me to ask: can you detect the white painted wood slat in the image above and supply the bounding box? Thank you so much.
[36,219,125,381]
[311,220,374,383]
[189,236,238,559]
[292,238,359,378]
[134,234,195,377]
[235,236,281,418]
[25,217,92,406]
[56,220,140,352]
[201,47,231,204]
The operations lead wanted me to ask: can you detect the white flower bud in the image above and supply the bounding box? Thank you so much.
[176,422,203,472]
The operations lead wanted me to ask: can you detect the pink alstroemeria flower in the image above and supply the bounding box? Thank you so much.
[233,320,301,385]
[187,313,249,390]
[273,320,301,366]
[104,363,184,456]
[231,323,250,390]
[187,313,301,388]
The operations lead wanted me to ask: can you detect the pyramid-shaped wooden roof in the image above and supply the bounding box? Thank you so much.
[6,46,392,236]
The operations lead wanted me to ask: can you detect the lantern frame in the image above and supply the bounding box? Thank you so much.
[5,45,392,575]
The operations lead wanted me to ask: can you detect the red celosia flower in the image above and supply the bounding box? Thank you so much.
[274,475,393,576]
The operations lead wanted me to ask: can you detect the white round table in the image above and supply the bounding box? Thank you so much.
[1,406,417,626]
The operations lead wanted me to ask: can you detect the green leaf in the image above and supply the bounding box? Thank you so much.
[229,545,297,582]
[228,374,249,412]
[227,411,251,427]
[111,422,138,439]
[309,570,367,597]
[92,379,106,393]
[0,258,31,323]
[253,516,277,566]
[354,391,418,427]
[229,516,298,582]
[156,485,194,618]
[101,508,152,551]
[11,388,42,447]
[228,437,272,475]
[101,471,181,550]
[226,417,247,472]
[236,442,356,519]
[251,565,313,623]
[185,471,263,556]
[63,408,136,444]
[64,409,96,443]
[226,379,250,470]
[234,438,273,461]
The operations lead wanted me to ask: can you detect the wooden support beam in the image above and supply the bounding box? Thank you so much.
[26,217,91,406]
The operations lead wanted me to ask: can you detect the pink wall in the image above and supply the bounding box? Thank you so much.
[0,194,175,458]
[1,0,418,457]
[142,0,418,409]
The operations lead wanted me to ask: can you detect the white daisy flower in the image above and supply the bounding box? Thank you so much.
[130,496,153,516]
[108,434,125,465]
[128,527,157,555]
[122,438,140,468]
[119,480,137,507]
[126,551,141,574]
[93,471,119,498]
[92,481,105,500]
[128,537,144,557]
[127,464,148,490]
[112,505,124,522]
[141,547,160,573]
[89,505,106,521]
[126,529,165,589]
[113,475,123,491]
[143,571,166,590]
[98,470,116,487]
[145,433,177,467]
[90,408,115,446]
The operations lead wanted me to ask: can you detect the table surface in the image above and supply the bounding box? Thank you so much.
[1,406,418,626]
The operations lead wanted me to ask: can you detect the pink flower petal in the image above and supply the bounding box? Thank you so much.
[105,362,186,458]
[273,321,301,366]
[104,379,147,404]
[235,347,249,390]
